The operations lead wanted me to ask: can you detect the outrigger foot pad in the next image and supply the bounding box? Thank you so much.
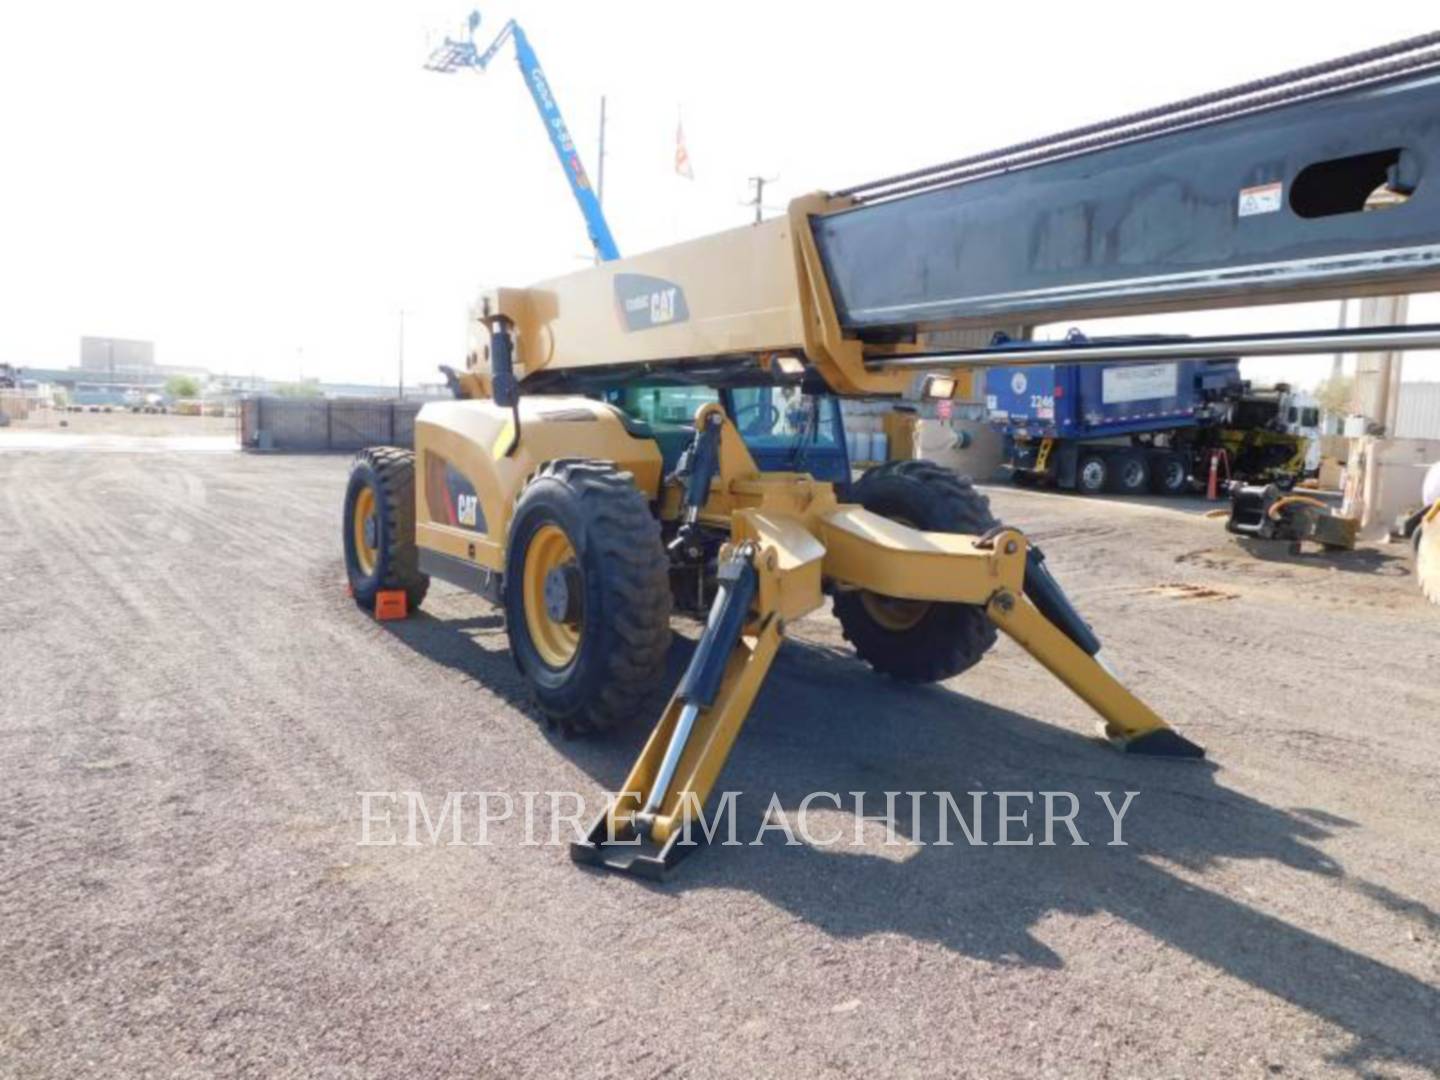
[569,810,703,881]
[1105,726,1207,759]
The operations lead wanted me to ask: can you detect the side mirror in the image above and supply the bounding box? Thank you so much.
[487,320,520,409]
[492,371,520,409]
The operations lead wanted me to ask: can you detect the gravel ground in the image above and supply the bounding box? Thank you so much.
[1,441,1437,1079]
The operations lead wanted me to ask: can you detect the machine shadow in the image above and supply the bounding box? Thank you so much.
[1233,537,1411,577]
[385,608,1440,1074]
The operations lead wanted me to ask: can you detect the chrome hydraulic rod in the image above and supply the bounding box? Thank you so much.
[866,324,1440,371]
[632,544,759,839]
[634,703,701,835]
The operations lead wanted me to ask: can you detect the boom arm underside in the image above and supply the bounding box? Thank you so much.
[814,66,1440,334]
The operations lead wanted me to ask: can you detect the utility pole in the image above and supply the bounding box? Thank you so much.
[595,96,609,267]
[397,309,406,401]
[1332,300,1348,383]
[597,95,607,209]
[1356,295,1408,432]
[744,175,779,224]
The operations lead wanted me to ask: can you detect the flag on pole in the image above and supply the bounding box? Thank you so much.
[675,120,694,180]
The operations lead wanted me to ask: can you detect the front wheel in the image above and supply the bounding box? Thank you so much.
[503,460,672,734]
[343,447,429,611]
[833,460,999,683]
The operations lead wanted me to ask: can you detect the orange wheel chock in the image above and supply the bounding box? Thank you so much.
[374,590,408,621]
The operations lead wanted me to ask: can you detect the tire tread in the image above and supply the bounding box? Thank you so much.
[834,459,1000,683]
[510,459,671,734]
[346,446,430,610]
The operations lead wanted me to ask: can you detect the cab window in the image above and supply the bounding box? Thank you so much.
[607,386,717,429]
[727,386,841,449]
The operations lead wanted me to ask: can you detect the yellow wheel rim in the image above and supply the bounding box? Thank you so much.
[860,590,930,632]
[523,523,582,668]
[856,512,930,631]
[352,486,378,576]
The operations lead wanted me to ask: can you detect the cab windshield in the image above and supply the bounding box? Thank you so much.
[602,383,846,478]
[726,386,842,454]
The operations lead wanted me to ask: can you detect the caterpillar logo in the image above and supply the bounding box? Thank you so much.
[457,494,479,527]
[615,273,690,332]
[424,452,485,534]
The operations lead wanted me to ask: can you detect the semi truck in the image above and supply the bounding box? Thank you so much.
[985,342,1308,495]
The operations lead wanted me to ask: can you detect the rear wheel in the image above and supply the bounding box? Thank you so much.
[1149,452,1189,495]
[504,460,672,734]
[1075,453,1108,495]
[343,447,429,611]
[833,460,999,683]
[1112,452,1149,495]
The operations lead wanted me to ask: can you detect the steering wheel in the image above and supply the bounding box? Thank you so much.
[733,401,781,436]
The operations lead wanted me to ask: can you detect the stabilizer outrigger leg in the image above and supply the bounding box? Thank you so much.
[998,545,1205,759]
[574,410,1202,880]
[571,542,784,879]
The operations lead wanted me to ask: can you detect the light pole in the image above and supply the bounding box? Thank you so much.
[397,309,406,401]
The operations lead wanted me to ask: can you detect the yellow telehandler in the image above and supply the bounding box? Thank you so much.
[345,33,1440,876]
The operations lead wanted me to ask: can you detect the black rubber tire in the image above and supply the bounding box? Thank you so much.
[1149,451,1189,495]
[1111,452,1150,495]
[504,460,672,734]
[833,460,1000,683]
[1075,453,1108,495]
[343,446,429,611]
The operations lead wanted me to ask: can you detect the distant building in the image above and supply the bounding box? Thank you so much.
[11,339,450,406]
[1394,381,1440,440]
[79,336,156,377]
[14,337,209,405]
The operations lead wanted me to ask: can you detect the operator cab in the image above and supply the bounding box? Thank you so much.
[600,384,853,490]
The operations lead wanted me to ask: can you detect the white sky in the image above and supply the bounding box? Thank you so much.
[2,0,1438,389]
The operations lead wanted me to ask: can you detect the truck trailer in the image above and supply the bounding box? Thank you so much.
[986,346,1308,495]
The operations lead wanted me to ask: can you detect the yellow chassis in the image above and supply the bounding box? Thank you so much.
[1419,501,1440,607]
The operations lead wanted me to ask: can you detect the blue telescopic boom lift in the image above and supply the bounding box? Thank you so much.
[425,10,620,262]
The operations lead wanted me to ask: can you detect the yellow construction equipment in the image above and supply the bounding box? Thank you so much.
[1416,500,1440,607]
[344,33,1440,876]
